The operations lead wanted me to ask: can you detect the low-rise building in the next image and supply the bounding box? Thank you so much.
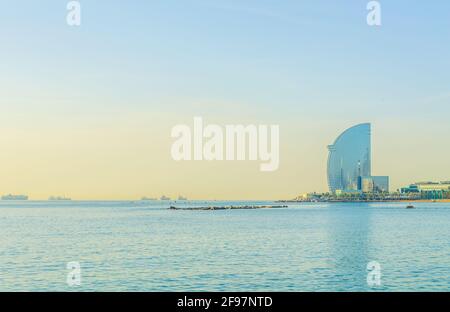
[358,176,390,193]
[400,181,450,199]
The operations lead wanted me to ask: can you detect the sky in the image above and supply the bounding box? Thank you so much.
[0,0,449,200]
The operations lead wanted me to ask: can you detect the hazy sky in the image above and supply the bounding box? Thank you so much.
[1,1,449,199]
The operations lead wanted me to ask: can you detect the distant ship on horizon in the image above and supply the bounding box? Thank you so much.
[1,194,28,200]
[141,196,157,201]
[48,196,72,201]
[177,195,188,201]
[160,195,171,201]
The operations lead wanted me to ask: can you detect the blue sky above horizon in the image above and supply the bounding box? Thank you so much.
[1,1,449,199]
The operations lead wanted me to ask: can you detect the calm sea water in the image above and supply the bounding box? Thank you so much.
[1,200,449,291]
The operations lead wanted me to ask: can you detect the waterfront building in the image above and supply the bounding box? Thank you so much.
[327,123,371,193]
[401,181,450,199]
[360,176,389,193]
[361,177,374,193]
[327,123,389,194]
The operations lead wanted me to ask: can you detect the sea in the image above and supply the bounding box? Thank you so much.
[1,200,449,291]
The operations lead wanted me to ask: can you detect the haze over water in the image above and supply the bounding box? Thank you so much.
[2,1,450,199]
[1,201,449,291]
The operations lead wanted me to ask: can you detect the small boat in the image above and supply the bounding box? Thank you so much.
[406,204,415,209]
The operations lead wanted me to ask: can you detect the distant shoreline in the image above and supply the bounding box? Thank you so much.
[1,199,449,204]
[278,199,450,203]
[404,199,450,203]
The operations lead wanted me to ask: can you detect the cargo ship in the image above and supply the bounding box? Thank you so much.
[48,196,71,201]
[1,194,29,200]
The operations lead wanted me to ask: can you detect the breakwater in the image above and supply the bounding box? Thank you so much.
[169,205,288,211]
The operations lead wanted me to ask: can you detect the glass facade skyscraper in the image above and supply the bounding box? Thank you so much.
[327,123,371,193]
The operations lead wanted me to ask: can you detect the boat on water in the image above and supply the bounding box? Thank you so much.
[406,204,415,209]
[160,195,171,201]
[1,194,28,200]
[177,195,187,201]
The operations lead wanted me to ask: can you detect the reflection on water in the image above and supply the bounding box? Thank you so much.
[0,201,449,291]
[325,203,373,291]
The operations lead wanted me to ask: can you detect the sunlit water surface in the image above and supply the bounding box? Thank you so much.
[1,201,449,291]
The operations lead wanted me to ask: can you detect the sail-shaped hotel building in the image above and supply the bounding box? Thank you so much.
[327,123,388,193]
